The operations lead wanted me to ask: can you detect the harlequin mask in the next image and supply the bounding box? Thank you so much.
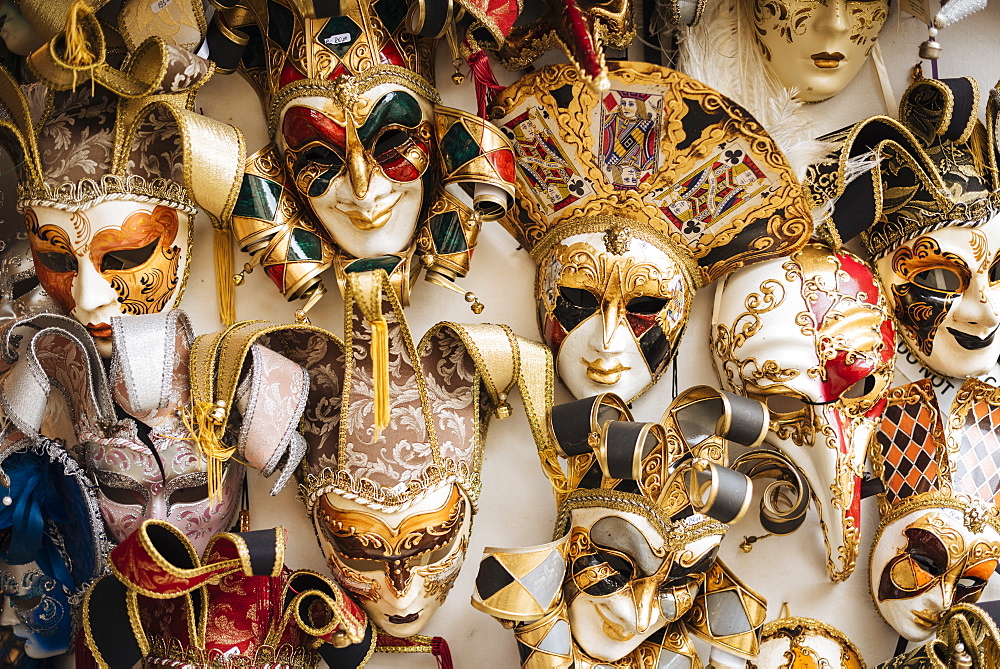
[751,617,864,669]
[473,389,769,666]
[0,430,108,660]
[746,0,888,102]
[493,61,812,402]
[218,0,515,309]
[876,603,1000,668]
[712,242,895,581]
[872,379,1000,642]
[84,521,372,667]
[808,77,1000,379]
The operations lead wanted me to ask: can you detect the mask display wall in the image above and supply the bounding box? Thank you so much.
[712,242,896,581]
[473,388,769,666]
[213,0,515,312]
[808,77,1000,380]
[201,271,555,638]
[745,0,889,102]
[491,61,812,402]
[0,14,244,347]
[0,350,109,660]
[83,520,373,667]
[0,311,309,554]
[871,378,1000,643]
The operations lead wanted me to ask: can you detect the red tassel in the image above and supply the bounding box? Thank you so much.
[432,636,453,669]
[467,50,505,119]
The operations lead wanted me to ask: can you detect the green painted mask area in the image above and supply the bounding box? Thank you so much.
[357,91,423,145]
[287,228,325,262]
[345,255,403,274]
[441,121,480,173]
[316,16,362,58]
[233,174,282,221]
[267,0,295,49]
[430,212,467,254]
[374,0,406,33]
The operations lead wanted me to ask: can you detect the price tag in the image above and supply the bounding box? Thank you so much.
[323,33,352,46]
[150,0,172,12]
[900,0,931,25]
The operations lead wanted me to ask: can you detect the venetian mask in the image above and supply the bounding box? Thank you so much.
[493,61,812,402]
[316,483,471,638]
[751,617,864,668]
[872,378,1000,643]
[747,0,889,102]
[535,225,690,401]
[277,86,434,260]
[876,216,1000,379]
[0,562,70,659]
[25,201,191,357]
[0,229,60,319]
[712,243,895,581]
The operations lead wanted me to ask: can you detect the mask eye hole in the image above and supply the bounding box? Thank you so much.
[9,275,38,300]
[626,296,667,315]
[990,256,1000,284]
[559,287,599,309]
[100,238,160,272]
[913,267,962,293]
[169,484,209,506]
[97,481,145,506]
[908,549,944,578]
[301,143,342,167]
[841,374,878,400]
[766,394,807,415]
[373,129,412,161]
[12,595,42,611]
[37,251,77,274]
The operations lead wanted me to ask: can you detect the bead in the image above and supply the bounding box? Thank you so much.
[2,496,11,506]
[464,292,476,303]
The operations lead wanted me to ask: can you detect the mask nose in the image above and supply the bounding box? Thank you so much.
[345,118,375,200]
[599,265,627,350]
[954,275,1000,331]
[384,558,417,599]
[72,259,119,321]
[630,572,666,634]
[0,597,18,626]
[813,0,850,35]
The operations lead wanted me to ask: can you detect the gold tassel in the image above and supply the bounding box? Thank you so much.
[180,400,236,502]
[62,0,98,91]
[215,228,236,326]
[371,318,390,439]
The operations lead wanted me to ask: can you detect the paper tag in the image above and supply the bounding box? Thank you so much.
[150,0,172,12]
[900,0,931,25]
[323,33,352,46]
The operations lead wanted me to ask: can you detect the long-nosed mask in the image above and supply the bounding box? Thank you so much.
[871,378,1000,643]
[712,242,895,581]
[492,61,812,402]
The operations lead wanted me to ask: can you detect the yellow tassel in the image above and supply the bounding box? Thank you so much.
[371,318,389,439]
[180,400,236,502]
[215,228,236,326]
[62,0,97,91]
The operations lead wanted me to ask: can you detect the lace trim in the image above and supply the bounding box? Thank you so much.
[17,175,197,214]
[300,459,480,514]
[143,636,319,668]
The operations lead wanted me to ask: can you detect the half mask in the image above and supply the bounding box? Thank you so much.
[84,520,373,667]
[746,0,888,102]
[808,77,1000,380]
[0,311,308,554]
[196,273,555,638]
[492,61,812,402]
[0,228,60,320]
[871,378,1000,643]
[712,242,896,581]
[211,0,515,313]
[0,8,244,347]
[472,388,769,666]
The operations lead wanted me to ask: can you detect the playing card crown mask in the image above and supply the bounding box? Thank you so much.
[807,76,1000,379]
[0,3,244,347]
[212,0,515,312]
[0,393,108,659]
[471,388,769,666]
[711,242,896,581]
[744,0,889,102]
[0,311,309,554]
[83,521,372,668]
[491,61,812,402]
[871,378,1000,643]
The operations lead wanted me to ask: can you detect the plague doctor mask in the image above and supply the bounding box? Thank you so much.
[0,7,244,346]
[808,77,1000,380]
[212,0,515,314]
[473,388,769,667]
[0,311,309,554]
[491,61,812,402]
[745,0,889,102]
[871,378,1000,643]
[712,242,896,581]
[194,274,555,638]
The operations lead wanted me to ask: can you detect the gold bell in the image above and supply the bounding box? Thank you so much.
[209,399,227,424]
[451,58,464,85]
[494,393,512,419]
[331,631,350,649]
[919,27,941,60]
